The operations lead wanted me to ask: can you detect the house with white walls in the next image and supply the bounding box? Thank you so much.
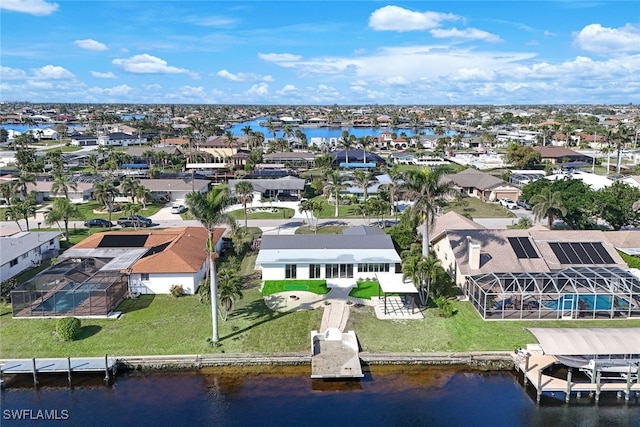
[0,231,61,281]
[256,226,402,281]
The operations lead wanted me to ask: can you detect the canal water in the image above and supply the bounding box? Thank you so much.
[2,365,638,426]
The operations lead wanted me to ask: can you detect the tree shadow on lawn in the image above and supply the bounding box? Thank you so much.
[115,295,155,314]
[220,294,293,343]
[76,325,102,340]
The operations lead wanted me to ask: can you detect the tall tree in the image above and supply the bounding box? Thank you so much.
[13,172,36,199]
[402,166,456,257]
[351,170,374,202]
[93,179,119,222]
[324,170,345,218]
[44,198,83,241]
[595,182,640,230]
[341,131,355,164]
[299,198,323,232]
[235,181,254,229]
[185,187,236,343]
[51,175,78,200]
[121,177,141,203]
[402,245,442,306]
[134,185,152,209]
[531,188,567,229]
[217,262,243,322]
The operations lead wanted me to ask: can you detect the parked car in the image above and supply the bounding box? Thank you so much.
[499,198,518,210]
[170,204,186,214]
[517,199,531,210]
[117,215,153,227]
[84,218,115,228]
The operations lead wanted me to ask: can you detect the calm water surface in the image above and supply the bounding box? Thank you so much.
[2,365,638,427]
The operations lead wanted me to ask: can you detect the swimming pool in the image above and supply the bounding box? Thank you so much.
[543,294,630,311]
[33,283,102,314]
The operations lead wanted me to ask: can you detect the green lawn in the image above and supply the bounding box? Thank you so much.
[262,280,329,296]
[76,201,163,221]
[311,196,361,218]
[444,197,517,218]
[295,225,347,235]
[228,207,295,220]
[349,300,640,353]
[349,281,382,299]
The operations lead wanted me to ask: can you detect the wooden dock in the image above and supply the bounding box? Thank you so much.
[515,353,640,403]
[0,356,116,385]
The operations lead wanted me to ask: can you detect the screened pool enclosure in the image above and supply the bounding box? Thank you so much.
[465,267,640,320]
[11,258,128,318]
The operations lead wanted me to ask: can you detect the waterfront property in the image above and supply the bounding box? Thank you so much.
[228,175,305,201]
[517,328,640,403]
[10,227,224,318]
[442,168,521,202]
[256,225,402,282]
[0,231,61,282]
[431,214,640,320]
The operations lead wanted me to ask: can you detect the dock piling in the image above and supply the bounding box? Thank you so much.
[565,368,572,403]
[595,371,601,403]
[104,354,109,382]
[523,354,530,385]
[67,357,72,385]
[536,368,543,404]
[31,357,38,386]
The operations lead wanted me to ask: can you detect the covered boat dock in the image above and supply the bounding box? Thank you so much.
[516,328,640,403]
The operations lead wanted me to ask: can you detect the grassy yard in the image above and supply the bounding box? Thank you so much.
[349,281,382,299]
[262,280,329,296]
[349,300,640,352]
[444,197,517,218]
[228,207,295,220]
[295,225,347,235]
[311,196,361,218]
[76,201,163,221]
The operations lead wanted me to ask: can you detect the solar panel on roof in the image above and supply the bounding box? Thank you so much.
[508,237,539,259]
[591,242,615,264]
[549,242,616,264]
[98,234,148,248]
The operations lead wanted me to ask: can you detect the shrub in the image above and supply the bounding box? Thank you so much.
[434,296,456,318]
[56,317,81,341]
[170,285,184,298]
[0,278,18,303]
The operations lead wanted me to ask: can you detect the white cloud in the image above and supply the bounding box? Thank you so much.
[385,76,410,85]
[574,23,640,54]
[216,69,273,82]
[192,16,237,26]
[368,5,458,32]
[245,83,269,96]
[0,66,28,80]
[91,71,116,79]
[1,0,58,16]
[180,86,206,97]
[74,39,108,51]
[112,54,191,74]
[258,53,302,63]
[430,27,502,42]
[279,84,297,93]
[32,65,75,79]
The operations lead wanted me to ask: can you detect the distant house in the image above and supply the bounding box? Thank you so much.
[443,168,520,202]
[26,181,94,204]
[70,134,98,146]
[262,152,317,169]
[136,178,210,203]
[98,132,144,147]
[256,226,402,281]
[228,175,305,201]
[533,146,592,164]
[0,231,60,281]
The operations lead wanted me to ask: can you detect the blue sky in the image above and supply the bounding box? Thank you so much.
[1,1,639,105]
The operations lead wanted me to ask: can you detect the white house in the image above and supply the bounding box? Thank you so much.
[256,226,402,281]
[0,231,61,281]
[98,132,143,147]
[60,227,225,295]
[70,134,99,146]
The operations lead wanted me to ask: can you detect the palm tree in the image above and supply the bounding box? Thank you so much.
[324,170,345,218]
[531,188,567,229]
[51,175,78,200]
[217,264,243,322]
[44,198,83,241]
[351,170,374,202]
[224,130,237,151]
[185,187,236,343]
[134,185,152,209]
[5,192,37,231]
[87,153,99,174]
[93,179,119,222]
[0,182,13,206]
[13,172,36,199]
[341,131,355,164]
[402,166,456,257]
[299,198,323,232]
[235,181,254,229]
[121,177,141,203]
[402,246,441,306]
[358,135,374,164]
[384,164,403,219]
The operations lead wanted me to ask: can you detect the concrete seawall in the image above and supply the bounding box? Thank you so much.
[114,351,515,371]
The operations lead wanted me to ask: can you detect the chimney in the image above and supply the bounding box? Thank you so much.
[467,237,481,270]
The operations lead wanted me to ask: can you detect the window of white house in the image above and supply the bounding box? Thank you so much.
[357,263,389,273]
[21,253,28,260]
[10,258,18,267]
[309,264,321,279]
[285,264,297,279]
[141,273,150,281]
